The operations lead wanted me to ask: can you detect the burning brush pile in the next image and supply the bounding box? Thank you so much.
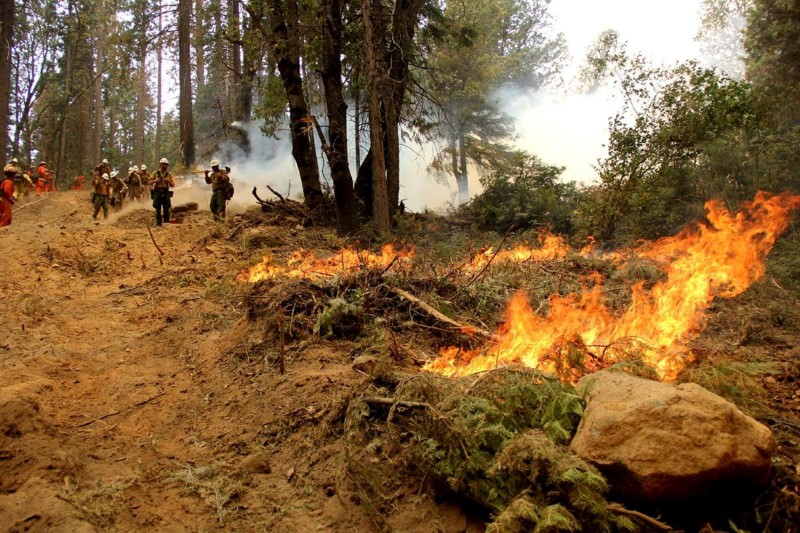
[241,192,800,383]
[238,192,800,530]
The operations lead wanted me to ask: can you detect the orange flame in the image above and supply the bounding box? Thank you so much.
[469,233,571,269]
[240,244,414,282]
[426,192,800,381]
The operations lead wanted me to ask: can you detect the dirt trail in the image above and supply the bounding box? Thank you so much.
[0,191,376,531]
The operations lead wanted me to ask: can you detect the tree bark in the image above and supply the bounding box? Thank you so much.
[247,0,323,209]
[195,0,205,90]
[178,0,196,167]
[320,0,360,236]
[93,0,105,162]
[0,0,14,159]
[229,0,242,119]
[363,0,390,233]
[458,130,468,203]
[134,7,147,166]
[156,0,163,162]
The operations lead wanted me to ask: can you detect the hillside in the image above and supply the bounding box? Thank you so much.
[1,190,799,532]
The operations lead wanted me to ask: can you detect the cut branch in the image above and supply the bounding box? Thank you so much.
[389,287,497,341]
[73,391,166,428]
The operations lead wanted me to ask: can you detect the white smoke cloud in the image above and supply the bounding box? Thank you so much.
[205,118,457,214]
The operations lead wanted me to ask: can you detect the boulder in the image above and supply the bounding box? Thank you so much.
[569,370,774,502]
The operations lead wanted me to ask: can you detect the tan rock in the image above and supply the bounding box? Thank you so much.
[352,355,377,374]
[569,370,774,501]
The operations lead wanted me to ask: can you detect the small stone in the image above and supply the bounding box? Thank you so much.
[239,453,271,475]
[352,355,377,374]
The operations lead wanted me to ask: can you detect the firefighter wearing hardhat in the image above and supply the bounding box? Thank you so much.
[94,158,111,178]
[0,165,16,227]
[126,165,143,201]
[35,161,48,195]
[92,172,111,220]
[204,159,230,221]
[149,158,175,226]
[138,164,150,198]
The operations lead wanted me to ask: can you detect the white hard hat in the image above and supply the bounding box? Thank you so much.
[11,157,18,163]
[128,167,133,174]
[110,170,119,178]
[141,164,147,170]
[210,159,219,167]
[159,158,169,165]
[133,165,139,171]
[102,159,109,164]
[102,173,109,180]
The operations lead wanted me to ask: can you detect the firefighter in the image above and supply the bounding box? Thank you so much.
[203,159,230,221]
[93,158,111,179]
[138,164,149,199]
[109,170,127,211]
[8,158,24,200]
[45,169,57,192]
[125,165,142,201]
[35,161,48,195]
[149,158,175,226]
[71,175,86,190]
[92,172,111,220]
[0,165,15,227]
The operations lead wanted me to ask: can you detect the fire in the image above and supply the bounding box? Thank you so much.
[240,244,414,282]
[469,233,571,269]
[426,192,800,381]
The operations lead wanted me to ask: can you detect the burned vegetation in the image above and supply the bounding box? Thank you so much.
[212,193,800,532]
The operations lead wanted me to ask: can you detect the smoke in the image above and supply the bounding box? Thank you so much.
[498,85,622,184]
[206,118,458,214]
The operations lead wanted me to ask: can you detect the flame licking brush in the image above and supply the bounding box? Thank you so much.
[240,192,800,382]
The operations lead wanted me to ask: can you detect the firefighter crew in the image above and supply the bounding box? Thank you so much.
[203,159,230,221]
[92,172,111,220]
[149,158,175,226]
[35,161,48,195]
[0,165,16,227]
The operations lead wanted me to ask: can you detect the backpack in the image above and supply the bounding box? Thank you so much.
[223,180,234,201]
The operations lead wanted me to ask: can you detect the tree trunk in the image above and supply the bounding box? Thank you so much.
[134,25,147,165]
[56,0,74,179]
[457,130,468,204]
[354,0,424,220]
[320,0,360,236]
[247,0,323,209]
[0,0,14,159]
[195,0,205,90]
[178,0,195,167]
[229,0,242,118]
[93,0,105,162]
[156,0,163,162]
[363,0,390,233]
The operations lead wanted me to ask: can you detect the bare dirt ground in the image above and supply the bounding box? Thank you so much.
[0,191,386,532]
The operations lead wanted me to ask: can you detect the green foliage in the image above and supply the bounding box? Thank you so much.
[458,152,578,234]
[345,369,639,532]
[313,296,364,338]
[576,55,763,243]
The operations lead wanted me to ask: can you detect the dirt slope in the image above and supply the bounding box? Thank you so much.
[0,191,380,532]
